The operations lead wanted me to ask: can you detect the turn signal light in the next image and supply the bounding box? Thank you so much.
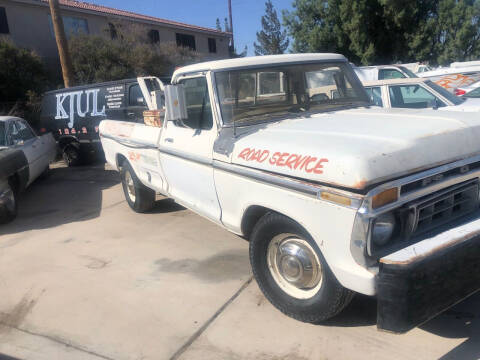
[372,188,398,209]
[454,88,466,96]
[320,192,352,206]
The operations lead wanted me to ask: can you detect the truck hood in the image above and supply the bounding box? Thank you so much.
[229,107,480,191]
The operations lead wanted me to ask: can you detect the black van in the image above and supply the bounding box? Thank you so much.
[40,77,164,166]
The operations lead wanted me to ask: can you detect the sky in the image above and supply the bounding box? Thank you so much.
[82,0,294,56]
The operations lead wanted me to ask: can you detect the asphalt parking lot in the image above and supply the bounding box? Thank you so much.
[0,162,478,360]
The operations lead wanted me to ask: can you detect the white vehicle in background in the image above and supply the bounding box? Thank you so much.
[353,65,418,82]
[100,54,480,334]
[401,62,433,74]
[455,80,480,97]
[417,63,480,92]
[0,116,56,223]
[362,78,480,111]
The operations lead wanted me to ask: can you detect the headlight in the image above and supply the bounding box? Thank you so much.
[371,212,396,246]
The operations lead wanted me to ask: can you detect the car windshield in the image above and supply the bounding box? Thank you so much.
[215,62,369,125]
[426,80,464,105]
[0,122,6,147]
[398,66,419,78]
[464,87,480,98]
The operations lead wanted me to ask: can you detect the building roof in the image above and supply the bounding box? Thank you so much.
[362,78,429,87]
[37,0,231,37]
[173,53,347,78]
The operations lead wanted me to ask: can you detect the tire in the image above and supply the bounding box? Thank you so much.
[63,145,81,167]
[249,212,354,323]
[120,161,155,213]
[0,182,17,224]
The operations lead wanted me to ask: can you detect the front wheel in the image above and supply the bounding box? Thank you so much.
[0,182,17,224]
[63,145,81,167]
[120,161,155,213]
[249,212,354,323]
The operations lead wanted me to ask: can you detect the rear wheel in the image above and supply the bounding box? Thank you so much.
[63,145,80,167]
[0,182,17,224]
[249,212,354,323]
[120,161,155,213]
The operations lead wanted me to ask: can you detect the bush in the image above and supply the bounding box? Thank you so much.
[68,22,202,84]
[0,40,47,102]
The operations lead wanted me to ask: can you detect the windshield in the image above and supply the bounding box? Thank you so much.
[464,86,480,98]
[0,122,6,147]
[214,62,369,125]
[398,66,418,78]
[426,80,464,105]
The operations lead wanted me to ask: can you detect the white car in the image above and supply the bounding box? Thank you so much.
[455,80,480,97]
[0,116,56,223]
[100,53,480,333]
[353,65,418,82]
[362,78,480,111]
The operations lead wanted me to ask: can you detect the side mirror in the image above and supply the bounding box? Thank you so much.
[164,84,188,121]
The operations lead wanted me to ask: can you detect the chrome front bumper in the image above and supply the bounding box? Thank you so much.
[377,213,480,333]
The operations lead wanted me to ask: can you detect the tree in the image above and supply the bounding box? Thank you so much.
[68,22,200,84]
[283,0,480,66]
[224,17,231,32]
[216,18,222,31]
[0,40,46,102]
[254,0,289,55]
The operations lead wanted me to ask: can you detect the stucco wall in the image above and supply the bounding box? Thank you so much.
[0,0,230,66]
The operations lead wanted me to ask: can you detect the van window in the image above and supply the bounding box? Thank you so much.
[177,77,213,130]
[379,69,406,80]
[129,84,146,107]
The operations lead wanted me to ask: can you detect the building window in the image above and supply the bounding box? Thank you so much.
[108,23,117,39]
[208,38,216,53]
[148,29,159,44]
[176,33,196,51]
[48,15,88,38]
[0,7,9,34]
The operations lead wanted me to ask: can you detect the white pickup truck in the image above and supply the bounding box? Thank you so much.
[100,54,480,333]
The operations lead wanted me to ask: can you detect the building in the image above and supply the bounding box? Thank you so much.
[0,0,232,66]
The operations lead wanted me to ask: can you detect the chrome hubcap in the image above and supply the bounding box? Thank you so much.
[125,170,136,202]
[267,234,323,299]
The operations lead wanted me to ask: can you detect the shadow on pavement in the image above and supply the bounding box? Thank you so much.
[322,290,480,359]
[0,163,119,235]
[0,354,22,360]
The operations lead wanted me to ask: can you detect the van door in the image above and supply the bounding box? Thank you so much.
[159,74,221,223]
[125,82,148,123]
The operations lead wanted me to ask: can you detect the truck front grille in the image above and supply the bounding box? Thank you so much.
[409,181,479,236]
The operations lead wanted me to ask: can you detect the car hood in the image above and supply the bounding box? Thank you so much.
[229,107,480,191]
[439,98,480,112]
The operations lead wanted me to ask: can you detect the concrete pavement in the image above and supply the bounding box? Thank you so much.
[0,163,478,360]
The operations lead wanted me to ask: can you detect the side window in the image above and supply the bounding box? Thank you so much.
[129,84,146,107]
[379,69,406,80]
[389,85,444,108]
[178,77,213,130]
[13,120,35,142]
[365,87,383,106]
[0,7,9,34]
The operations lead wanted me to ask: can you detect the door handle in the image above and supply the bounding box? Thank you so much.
[165,138,174,143]
[127,112,135,117]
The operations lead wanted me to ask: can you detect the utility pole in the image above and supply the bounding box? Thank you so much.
[228,0,234,51]
[49,0,75,87]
